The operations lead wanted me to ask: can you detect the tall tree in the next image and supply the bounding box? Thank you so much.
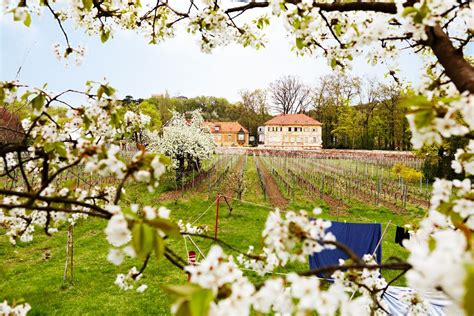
[269,75,312,114]
[239,89,268,115]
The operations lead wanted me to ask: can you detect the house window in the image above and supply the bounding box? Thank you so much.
[214,126,220,132]
[312,128,316,132]
[297,137,302,143]
[267,127,270,132]
[228,134,232,141]
[238,133,245,141]
[304,127,308,132]
[279,127,282,132]
[313,137,318,143]
[289,127,292,132]
[217,135,222,141]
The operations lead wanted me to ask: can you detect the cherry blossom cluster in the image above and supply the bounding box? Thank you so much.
[0,81,168,245]
[123,111,151,134]
[177,219,209,235]
[185,245,255,315]
[187,245,377,315]
[52,43,86,66]
[332,254,391,313]
[407,92,473,150]
[238,208,336,275]
[114,266,148,293]
[0,300,31,316]
[400,175,473,312]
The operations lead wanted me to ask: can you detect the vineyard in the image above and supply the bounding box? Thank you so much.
[171,149,431,214]
[1,148,430,214]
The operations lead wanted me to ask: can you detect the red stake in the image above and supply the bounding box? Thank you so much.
[214,193,220,240]
[187,250,197,282]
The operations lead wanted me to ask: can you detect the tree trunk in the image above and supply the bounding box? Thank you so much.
[176,156,185,187]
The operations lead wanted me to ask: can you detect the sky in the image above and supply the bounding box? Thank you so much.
[0,7,427,103]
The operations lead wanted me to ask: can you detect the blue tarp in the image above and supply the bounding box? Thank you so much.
[309,221,382,275]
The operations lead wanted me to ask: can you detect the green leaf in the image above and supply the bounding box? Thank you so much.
[163,284,214,316]
[428,236,436,252]
[163,284,203,297]
[295,38,304,50]
[43,142,66,157]
[97,85,105,100]
[174,300,192,316]
[132,222,155,258]
[330,58,337,69]
[63,179,77,190]
[54,142,68,158]
[154,234,165,261]
[351,24,360,37]
[189,288,213,316]
[103,85,115,97]
[147,218,181,239]
[101,29,110,43]
[334,23,342,37]
[464,263,474,315]
[31,93,45,112]
[97,84,115,99]
[82,0,93,11]
[402,7,418,17]
[44,142,55,153]
[0,87,5,105]
[413,110,433,129]
[23,12,31,27]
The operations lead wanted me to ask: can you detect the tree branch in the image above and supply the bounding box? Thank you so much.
[426,25,474,94]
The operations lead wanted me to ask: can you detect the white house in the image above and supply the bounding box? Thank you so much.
[263,113,322,149]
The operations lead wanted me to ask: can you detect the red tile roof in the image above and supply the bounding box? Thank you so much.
[264,114,321,126]
[204,121,249,134]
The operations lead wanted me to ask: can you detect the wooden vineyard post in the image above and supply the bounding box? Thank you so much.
[63,225,74,284]
[214,194,220,240]
[376,177,382,206]
[321,174,325,199]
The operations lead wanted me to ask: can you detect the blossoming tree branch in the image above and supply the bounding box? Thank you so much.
[1,0,473,315]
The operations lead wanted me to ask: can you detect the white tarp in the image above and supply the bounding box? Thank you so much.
[382,286,451,315]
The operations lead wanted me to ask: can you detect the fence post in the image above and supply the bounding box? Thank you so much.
[63,225,74,284]
[214,194,220,240]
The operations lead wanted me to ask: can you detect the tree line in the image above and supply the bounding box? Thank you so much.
[124,73,410,151]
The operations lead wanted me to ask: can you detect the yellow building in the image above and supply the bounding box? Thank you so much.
[263,114,322,149]
[204,122,249,147]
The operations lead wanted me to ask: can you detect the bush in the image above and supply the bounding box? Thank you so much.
[391,163,422,183]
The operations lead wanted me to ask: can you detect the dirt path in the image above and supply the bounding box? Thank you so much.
[158,189,182,201]
[256,157,288,209]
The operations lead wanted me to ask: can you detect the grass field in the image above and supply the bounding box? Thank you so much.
[0,156,427,315]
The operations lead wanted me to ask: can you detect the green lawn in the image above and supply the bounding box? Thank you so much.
[0,156,426,315]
